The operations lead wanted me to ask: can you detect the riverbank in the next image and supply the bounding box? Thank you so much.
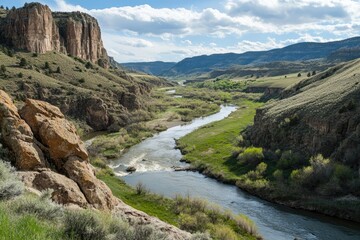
[177,100,360,223]
[98,172,261,240]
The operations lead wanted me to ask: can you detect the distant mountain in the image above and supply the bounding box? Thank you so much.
[121,61,176,76]
[162,37,360,77]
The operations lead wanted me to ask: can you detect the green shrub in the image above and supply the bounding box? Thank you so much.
[233,214,259,237]
[13,190,63,221]
[0,160,24,200]
[17,72,23,78]
[19,58,27,67]
[179,213,209,232]
[0,65,6,73]
[237,147,264,166]
[135,182,149,195]
[211,225,237,240]
[64,210,106,240]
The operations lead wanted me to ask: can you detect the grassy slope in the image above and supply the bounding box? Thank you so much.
[98,173,259,240]
[177,100,263,182]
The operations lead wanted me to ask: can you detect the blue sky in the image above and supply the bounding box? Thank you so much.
[2,0,360,63]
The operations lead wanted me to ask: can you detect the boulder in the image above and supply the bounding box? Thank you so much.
[20,99,88,169]
[18,170,88,207]
[64,157,118,210]
[0,90,46,170]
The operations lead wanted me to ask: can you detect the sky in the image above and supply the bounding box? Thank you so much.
[2,0,360,63]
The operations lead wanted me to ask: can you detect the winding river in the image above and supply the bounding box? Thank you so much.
[110,106,360,240]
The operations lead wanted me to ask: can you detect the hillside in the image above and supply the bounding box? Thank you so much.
[122,61,176,76]
[247,59,360,165]
[162,37,360,78]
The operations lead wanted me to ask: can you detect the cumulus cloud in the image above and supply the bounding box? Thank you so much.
[53,0,360,62]
[225,0,350,24]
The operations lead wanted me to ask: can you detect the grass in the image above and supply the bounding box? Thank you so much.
[98,173,260,239]
[177,100,263,182]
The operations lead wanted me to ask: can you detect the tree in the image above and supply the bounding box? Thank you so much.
[17,72,23,78]
[297,73,302,77]
[0,5,4,9]
[44,61,50,69]
[312,70,316,76]
[56,66,61,73]
[19,57,27,67]
[85,62,93,69]
[307,72,311,77]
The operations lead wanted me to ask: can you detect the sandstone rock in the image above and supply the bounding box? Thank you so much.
[84,97,110,131]
[18,170,88,207]
[115,203,192,240]
[20,99,88,169]
[0,90,46,170]
[0,3,108,67]
[0,3,60,54]
[64,157,118,210]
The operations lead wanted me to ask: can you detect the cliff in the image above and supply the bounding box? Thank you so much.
[247,59,360,169]
[0,3,108,67]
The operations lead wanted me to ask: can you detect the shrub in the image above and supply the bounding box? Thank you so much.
[237,147,264,166]
[233,214,259,236]
[0,65,6,73]
[211,225,237,240]
[0,160,24,200]
[64,210,107,240]
[85,62,93,69]
[178,213,209,232]
[32,53,38,57]
[17,72,23,78]
[19,58,27,67]
[44,62,50,69]
[78,78,85,83]
[135,182,149,195]
[56,66,61,73]
[13,189,63,221]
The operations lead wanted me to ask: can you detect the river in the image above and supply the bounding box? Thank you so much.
[110,105,360,240]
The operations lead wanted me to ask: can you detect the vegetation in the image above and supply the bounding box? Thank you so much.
[98,172,260,239]
[178,99,360,221]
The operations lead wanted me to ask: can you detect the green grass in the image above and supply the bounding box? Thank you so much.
[177,100,263,182]
[98,173,259,239]
[98,174,178,226]
[0,202,62,240]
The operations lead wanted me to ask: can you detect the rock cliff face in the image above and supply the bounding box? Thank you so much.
[0,3,108,67]
[247,59,360,169]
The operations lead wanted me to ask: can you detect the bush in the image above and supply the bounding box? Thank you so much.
[0,65,6,74]
[17,72,23,78]
[64,210,107,240]
[19,58,27,67]
[211,225,237,240]
[233,214,259,236]
[178,213,209,232]
[135,182,149,195]
[237,147,264,166]
[78,78,85,83]
[0,160,24,200]
[44,62,50,69]
[13,190,63,221]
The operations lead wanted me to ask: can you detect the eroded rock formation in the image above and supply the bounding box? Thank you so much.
[0,90,116,210]
[0,3,108,67]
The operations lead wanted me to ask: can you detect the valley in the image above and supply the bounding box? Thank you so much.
[0,2,360,240]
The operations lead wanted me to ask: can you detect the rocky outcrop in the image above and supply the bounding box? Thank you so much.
[18,170,88,207]
[20,99,88,169]
[0,91,116,210]
[0,3,108,67]
[0,90,46,170]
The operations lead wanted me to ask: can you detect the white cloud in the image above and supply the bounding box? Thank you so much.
[53,0,360,62]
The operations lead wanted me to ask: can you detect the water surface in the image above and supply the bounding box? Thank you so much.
[111,106,360,240]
